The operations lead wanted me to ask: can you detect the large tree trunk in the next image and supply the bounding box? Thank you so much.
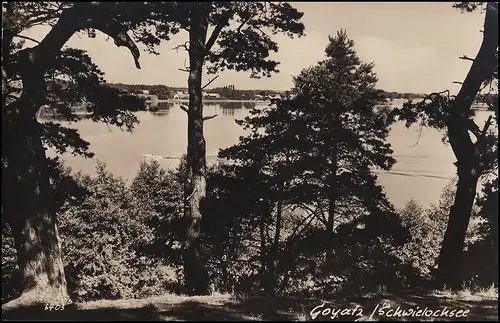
[2,113,71,307]
[436,2,498,288]
[436,168,480,288]
[183,5,211,296]
[2,3,145,308]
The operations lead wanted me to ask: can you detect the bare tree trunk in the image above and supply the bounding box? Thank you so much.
[436,2,498,288]
[183,4,211,296]
[2,114,71,308]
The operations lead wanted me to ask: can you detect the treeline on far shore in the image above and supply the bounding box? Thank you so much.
[106,83,441,102]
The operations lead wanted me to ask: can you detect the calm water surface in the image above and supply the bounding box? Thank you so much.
[41,99,494,209]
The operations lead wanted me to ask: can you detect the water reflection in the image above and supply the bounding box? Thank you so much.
[38,100,494,209]
[242,102,257,110]
[221,105,235,117]
[149,101,174,117]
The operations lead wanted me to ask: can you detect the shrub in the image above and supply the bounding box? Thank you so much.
[395,178,482,282]
[59,161,172,301]
[130,159,184,265]
[1,224,21,304]
[465,177,498,287]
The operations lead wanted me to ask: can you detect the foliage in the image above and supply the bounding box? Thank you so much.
[200,2,305,78]
[465,177,499,286]
[1,224,21,304]
[388,2,497,287]
[130,159,184,270]
[168,1,305,296]
[381,91,425,101]
[394,179,482,281]
[58,162,173,301]
[2,2,182,301]
[2,1,181,192]
[212,30,405,295]
[107,83,173,100]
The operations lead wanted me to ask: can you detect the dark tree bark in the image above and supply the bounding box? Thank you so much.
[2,113,71,307]
[436,2,498,288]
[2,17,75,307]
[2,4,145,307]
[183,4,212,295]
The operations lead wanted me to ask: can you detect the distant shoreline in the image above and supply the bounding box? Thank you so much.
[157,99,491,109]
[159,99,269,103]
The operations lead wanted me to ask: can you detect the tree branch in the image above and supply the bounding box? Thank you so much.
[480,115,494,138]
[179,105,188,113]
[178,58,190,73]
[286,212,316,245]
[185,188,197,201]
[467,118,483,140]
[236,16,252,34]
[205,5,236,53]
[172,41,189,53]
[459,55,475,62]
[13,35,41,44]
[201,75,219,90]
[202,114,218,121]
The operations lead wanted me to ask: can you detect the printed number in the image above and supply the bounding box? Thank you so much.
[45,304,65,311]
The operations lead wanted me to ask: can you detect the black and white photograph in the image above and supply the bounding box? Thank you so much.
[1,1,498,321]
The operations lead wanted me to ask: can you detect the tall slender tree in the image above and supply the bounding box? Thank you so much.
[391,2,498,288]
[168,2,304,295]
[220,30,396,283]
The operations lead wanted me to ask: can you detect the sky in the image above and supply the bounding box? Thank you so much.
[23,2,486,93]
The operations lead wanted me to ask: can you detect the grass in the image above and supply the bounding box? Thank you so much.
[429,283,498,302]
[2,287,497,321]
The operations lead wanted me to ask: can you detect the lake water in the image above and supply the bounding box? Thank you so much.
[40,99,494,209]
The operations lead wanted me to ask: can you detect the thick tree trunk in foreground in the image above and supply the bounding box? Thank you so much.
[183,5,211,296]
[436,2,498,289]
[2,3,145,308]
[2,114,71,307]
[436,169,480,288]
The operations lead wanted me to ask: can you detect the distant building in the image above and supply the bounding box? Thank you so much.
[173,91,189,99]
[204,92,221,99]
[142,90,150,95]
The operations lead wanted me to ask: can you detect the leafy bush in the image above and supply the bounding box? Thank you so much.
[58,161,173,301]
[394,178,481,282]
[1,224,21,304]
[465,177,498,287]
[130,159,185,292]
[130,159,184,262]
